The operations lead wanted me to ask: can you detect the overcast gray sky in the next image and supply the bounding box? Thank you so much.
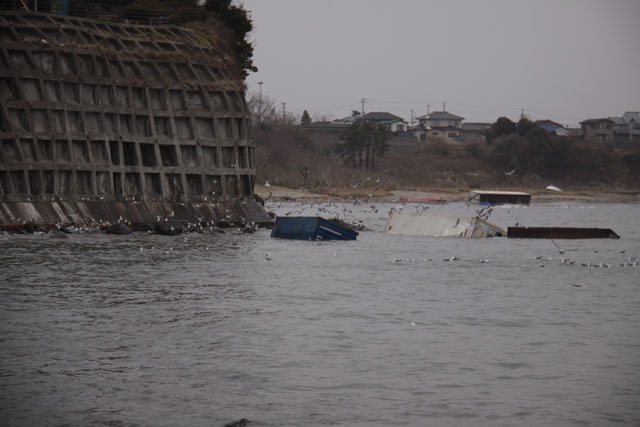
[242,0,640,126]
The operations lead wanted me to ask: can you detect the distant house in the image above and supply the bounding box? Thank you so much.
[580,118,615,142]
[416,111,464,129]
[459,122,491,142]
[428,125,462,141]
[361,112,408,134]
[581,112,640,143]
[610,117,630,142]
[413,111,465,142]
[409,123,428,141]
[613,112,640,143]
[623,111,640,124]
[534,120,569,136]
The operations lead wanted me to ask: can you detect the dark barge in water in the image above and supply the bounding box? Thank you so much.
[470,191,531,206]
[507,227,620,239]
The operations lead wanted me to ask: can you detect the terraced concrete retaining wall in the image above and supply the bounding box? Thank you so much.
[0,11,270,226]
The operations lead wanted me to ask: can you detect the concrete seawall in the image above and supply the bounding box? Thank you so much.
[0,11,270,226]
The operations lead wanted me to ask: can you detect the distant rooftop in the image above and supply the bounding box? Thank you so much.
[461,122,492,132]
[408,123,428,131]
[416,111,464,121]
[608,117,627,125]
[361,112,404,122]
[580,118,615,125]
[333,115,358,123]
[429,125,462,131]
[301,121,349,131]
[622,112,639,123]
[535,120,565,133]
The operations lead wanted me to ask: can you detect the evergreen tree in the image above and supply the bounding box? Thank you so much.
[372,126,390,170]
[517,117,536,136]
[301,110,311,126]
[486,117,517,141]
[336,121,366,168]
[336,121,389,170]
[204,0,257,78]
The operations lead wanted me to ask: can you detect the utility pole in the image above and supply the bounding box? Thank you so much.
[410,109,414,127]
[281,102,286,124]
[427,104,430,115]
[257,81,263,123]
[361,98,366,116]
[520,108,525,120]
[442,101,446,112]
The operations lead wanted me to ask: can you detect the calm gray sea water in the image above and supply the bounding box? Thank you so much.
[1,201,639,427]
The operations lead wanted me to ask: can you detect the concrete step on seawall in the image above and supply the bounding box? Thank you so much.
[0,199,273,228]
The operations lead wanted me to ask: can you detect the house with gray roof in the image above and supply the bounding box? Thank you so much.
[412,110,465,142]
[416,111,464,129]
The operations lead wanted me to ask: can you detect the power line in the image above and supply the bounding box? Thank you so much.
[365,98,524,113]
[287,101,360,113]
[523,108,585,124]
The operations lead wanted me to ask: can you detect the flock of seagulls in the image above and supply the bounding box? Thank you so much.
[528,250,638,269]
[114,235,639,273]
[379,254,637,268]
[4,199,636,274]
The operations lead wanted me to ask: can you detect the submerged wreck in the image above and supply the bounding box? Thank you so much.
[384,212,505,238]
[271,217,359,241]
[0,11,271,229]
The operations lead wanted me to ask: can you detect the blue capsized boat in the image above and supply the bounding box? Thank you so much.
[271,217,359,241]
